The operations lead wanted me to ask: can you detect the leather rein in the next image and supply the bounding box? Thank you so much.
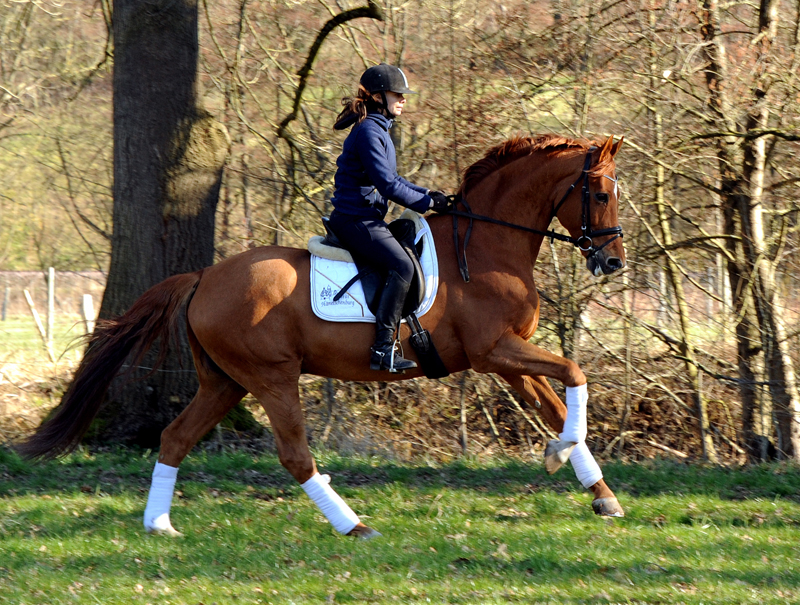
[447,150,623,282]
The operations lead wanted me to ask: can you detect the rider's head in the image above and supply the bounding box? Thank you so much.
[334,64,417,130]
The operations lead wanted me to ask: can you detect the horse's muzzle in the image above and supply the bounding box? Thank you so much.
[587,250,626,277]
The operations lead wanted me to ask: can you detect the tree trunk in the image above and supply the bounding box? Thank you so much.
[740,0,800,459]
[699,0,771,461]
[650,4,716,461]
[652,116,717,462]
[92,0,229,447]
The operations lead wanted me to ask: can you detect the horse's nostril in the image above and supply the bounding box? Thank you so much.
[606,257,624,271]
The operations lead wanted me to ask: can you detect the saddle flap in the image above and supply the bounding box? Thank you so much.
[309,210,428,316]
[310,214,439,324]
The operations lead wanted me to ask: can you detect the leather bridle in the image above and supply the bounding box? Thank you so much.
[446,149,623,282]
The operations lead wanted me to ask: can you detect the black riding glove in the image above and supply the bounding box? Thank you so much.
[429,191,451,213]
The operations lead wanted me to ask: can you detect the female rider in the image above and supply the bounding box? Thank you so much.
[328,63,450,373]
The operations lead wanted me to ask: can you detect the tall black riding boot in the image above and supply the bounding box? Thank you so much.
[370,270,418,373]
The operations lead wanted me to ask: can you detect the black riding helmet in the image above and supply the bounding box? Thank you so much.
[360,63,417,95]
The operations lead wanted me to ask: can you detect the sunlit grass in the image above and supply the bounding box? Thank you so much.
[0,315,86,358]
[1,449,799,604]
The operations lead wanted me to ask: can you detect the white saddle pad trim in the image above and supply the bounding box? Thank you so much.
[309,212,439,323]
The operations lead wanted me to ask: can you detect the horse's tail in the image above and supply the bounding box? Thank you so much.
[16,271,203,460]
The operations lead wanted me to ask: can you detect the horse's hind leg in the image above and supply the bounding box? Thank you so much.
[501,374,624,517]
[250,373,379,539]
[143,334,247,535]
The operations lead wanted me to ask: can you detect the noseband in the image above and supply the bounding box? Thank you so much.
[447,149,623,282]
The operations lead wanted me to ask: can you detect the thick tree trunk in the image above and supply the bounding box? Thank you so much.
[92,0,229,447]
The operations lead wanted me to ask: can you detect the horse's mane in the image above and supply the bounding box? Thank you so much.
[458,134,614,195]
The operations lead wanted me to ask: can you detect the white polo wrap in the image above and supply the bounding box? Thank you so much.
[143,462,178,532]
[569,441,603,488]
[301,473,360,535]
[560,383,588,443]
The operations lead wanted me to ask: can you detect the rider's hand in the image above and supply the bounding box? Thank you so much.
[429,191,451,213]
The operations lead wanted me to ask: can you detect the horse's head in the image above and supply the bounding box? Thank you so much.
[554,136,626,277]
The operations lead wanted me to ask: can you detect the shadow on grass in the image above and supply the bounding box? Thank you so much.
[4,501,800,597]
[2,445,800,502]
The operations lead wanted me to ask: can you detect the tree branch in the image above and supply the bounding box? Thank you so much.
[276,1,384,142]
[690,129,800,142]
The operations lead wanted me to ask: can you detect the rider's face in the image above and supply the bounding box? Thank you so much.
[380,91,406,116]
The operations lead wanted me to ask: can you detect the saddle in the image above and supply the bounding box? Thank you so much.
[308,211,449,379]
[311,213,426,317]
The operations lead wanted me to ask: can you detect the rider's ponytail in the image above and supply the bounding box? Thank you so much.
[333,85,384,130]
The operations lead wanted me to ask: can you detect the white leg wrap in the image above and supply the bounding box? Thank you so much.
[143,462,178,533]
[301,473,360,535]
[560,383,588,443]
[569,441,603,489]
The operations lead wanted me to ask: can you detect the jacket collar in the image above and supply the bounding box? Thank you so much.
[366,112,393,130]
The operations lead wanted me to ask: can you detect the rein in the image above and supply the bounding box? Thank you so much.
[448,150,623,282]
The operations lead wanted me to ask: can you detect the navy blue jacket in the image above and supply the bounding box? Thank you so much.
[330,113,432,219]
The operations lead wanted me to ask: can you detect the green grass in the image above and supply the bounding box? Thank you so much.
[0,315,86,359]
[1,449,799,604]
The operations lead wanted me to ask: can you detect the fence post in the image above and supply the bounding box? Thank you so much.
[24,289,55,362]
[81,294,95,334]
[47,267,55,352]
[1,285,8,321]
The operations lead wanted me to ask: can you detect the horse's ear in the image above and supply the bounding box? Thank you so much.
[611,136,624,157]
[599,136,615,160]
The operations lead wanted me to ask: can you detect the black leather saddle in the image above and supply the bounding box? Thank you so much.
[321,216,426,317]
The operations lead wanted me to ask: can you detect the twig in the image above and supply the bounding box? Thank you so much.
[712,425,746,455]
[276,1,383,142]
[476,393,506,454]
[603,431,642,457]
[646,439,689,459]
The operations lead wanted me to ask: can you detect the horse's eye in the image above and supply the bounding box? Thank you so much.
[595,192,609,204]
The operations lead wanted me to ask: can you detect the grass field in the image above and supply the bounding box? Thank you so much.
[1,448,799,604]
[1,315,85,440]
[0,315,87,360]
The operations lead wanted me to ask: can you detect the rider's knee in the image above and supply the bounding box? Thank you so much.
[391,255,414,283]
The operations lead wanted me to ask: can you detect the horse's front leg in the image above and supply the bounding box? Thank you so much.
[501,374,624,517]
[469,333,624,517]
[470,333,588,460]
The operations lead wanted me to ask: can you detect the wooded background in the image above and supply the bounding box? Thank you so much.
[1,0,798,464]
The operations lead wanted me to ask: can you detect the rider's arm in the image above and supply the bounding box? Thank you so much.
[356,127,432,213]
[396,176,429,195]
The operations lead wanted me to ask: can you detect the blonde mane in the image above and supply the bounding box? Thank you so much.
[458,134,614,195]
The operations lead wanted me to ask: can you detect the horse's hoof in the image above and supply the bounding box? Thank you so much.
[146,525,182,537]
[544,439,577,474]
[592,497,625,517]
[347,523,382,540]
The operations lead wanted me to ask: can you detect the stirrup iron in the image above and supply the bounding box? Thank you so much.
[370,339,415,373]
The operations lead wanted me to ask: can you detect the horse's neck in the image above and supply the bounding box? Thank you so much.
[466,152,581,266]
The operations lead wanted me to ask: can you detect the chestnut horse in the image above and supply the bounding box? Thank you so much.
[20,134,627,538]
